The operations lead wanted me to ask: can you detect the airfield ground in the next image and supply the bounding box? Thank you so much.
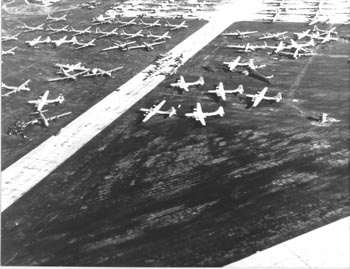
[1,0,207,169]
[2,17,349,266]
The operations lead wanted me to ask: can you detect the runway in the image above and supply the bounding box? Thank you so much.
[1,0,264,212]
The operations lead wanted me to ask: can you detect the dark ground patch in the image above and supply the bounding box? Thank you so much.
[1,17,350,268]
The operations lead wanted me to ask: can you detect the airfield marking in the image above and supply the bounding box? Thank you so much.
[1,0,264,212]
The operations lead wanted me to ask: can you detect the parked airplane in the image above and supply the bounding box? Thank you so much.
[207,83,244,101]
[2,46,17,55]
[2,33,20,42]
[315,31,338,44]
[20,23,44,32]
[101,40,136,51]
[146,31,171,42]
[164,20,188,31]
[70,26,92,36]
[170,76,204,92]
[308,15,330,26]
[116,18,137,27]
[124,41,166,51]
[278,50,314,59]
[222,30,258,39]
[46,14,67,22]
[140,100,177,122]
[139,19,161,29]
[27,90,65,112]
[245,87,282,107]
[74,38,96,50]
[55,62,90,72]
[226,43,267,53]
[223,56,265,71]
[2,79,31,97]
[185,103,224,126]
[47,25,70,34]
[286,39,315,58]
[312,25,337,35]
[48,68,88,81]
[24,111,71,128]
[25,36,51,47]
[82,66,124,77]
[96,27,119,38]
[259,31,288,40]
[120,29,144,40]
[294,29,311,40]
[265,40,287,54]
[51,36,74,46]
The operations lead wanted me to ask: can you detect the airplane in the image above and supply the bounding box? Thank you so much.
[146,31,171,42]
[123,41,166,51]
[311,25,337,35]
[315,31,338,44]
[170,76,204,92]
[25,111,72,128]
[286,39,315,58]
[51,36,74,46]
[164,20,188,31]
[207,82,244,101]
[27,90,65,112]
[308,16,330,26]
[265,40,287,54]
[48,68,89,81]
[46,14,67,22]
[2,79,31,97]
[221,30,258,39]
[2,46,17,55]
[19,23,44,32]
[245,87,282,107]
[226,43,267,53]
[70,26,92,36]
[278,50,314,59]
[185,103,224,126]
[120,29,144,40]
[259,31,288,40]
[101,40,136,51]
[47,25,70,34]
[116,18,137,27]
[92,14,115,23]
[293,29,311,40]
[95,27,119,38]
[74,38,96,50]
[82,66,124,78]
[2,33,20,42]
[140,100,177,122]
[223,56,265,71]
[25,36,51,47]
[139,19,161,29]
[55,62,90,73]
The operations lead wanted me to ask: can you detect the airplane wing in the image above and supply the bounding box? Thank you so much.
[2,90,16,97]
[253,87,268,107]
[188,103,205,126]
[36,90,49,111]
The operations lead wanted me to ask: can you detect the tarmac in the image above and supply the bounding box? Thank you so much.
[226,216,350,268]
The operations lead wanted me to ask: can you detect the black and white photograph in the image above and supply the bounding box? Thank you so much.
[1,0,349,267]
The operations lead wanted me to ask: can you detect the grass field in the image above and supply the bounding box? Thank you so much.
[2,18,349,266]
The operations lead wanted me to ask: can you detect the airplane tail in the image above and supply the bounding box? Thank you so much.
[197,76,205,86]
[216,106,225,117]
[237,84,244,94]
[167,107,177,117]
[313,25,321,32]
[308,38,315,47]
[275,92,282,102]
[57,94,65,104]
